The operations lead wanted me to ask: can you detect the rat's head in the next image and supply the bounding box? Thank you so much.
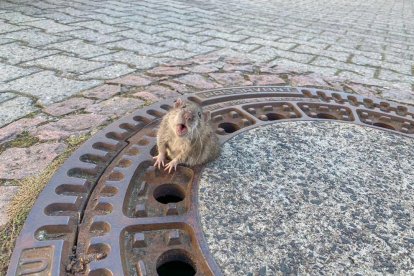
[170,98,208,139]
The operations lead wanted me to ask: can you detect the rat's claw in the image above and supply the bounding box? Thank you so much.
[164,160,178,173]
[153,155,166,170]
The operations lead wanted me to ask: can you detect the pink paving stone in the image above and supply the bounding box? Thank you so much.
[107,75,153,86]
[85,96,144,118]
[208,72,252,86]
[163,60,193,67]
[43,97,95,116]
[0,142,66,179]
[290,74,328,87]
[160,81,190,94]
[82,84,121,100]
[32,114,108,141]
[184,64,220,73]
[133,85,180,101]
[0,117,46,144]
[147,66,188,76]
[175,74,221,90]
[223,56,252,64]
[247,75,286,85]
[222,64,254,72]
[0,185,19,226]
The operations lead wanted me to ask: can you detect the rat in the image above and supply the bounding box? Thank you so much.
[153,98,220,173]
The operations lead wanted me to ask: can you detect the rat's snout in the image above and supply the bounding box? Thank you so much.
[183,111,193,122]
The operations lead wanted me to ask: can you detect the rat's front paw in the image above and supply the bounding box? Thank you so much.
[164,159,179,173]
[153,154,166,169]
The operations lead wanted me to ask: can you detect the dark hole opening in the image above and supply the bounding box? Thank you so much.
[373,122,395,130]
[266,113,285,121]
[218,122,240,133]
[153,184,184,204]
[157,260,196,276]
[316,113,337,119]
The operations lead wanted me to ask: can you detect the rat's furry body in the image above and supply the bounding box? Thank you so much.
[154,99,220,172]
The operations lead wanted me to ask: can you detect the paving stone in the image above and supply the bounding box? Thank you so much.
[344,83,378,98]
[209,72,252,86]
[107,75,153,86]
[32,114,108,141]
[23,19,79,33]
[0,12,43,23]
[0,116,46,144]
[290,74,328,87]
[247,75,286,85]
[0,92,16,103]
[0,63,38,82]
[0,142,66,179]
[222,64,254,72]
[45,39,113,58]
[116,29,168,43]
[3,71,100,105]
[203,38,258,52]
[0,96,37,127]
[84,96,144,118]
[0,185,19,225]
[82,84,121,100]
[159,80,190,93]
[0,42,58,64]
[146,66,188,76]
[0,22,28,34]
[0,29,66,47]
[77,64,135,80]
[381,89,414,105]
[158,30,210,43]
[133,85,180,100]
[175,74,220,90]
[70,20,126,34]
[43,97,94,116]
[254,46,315,63]
[92,51,167,69]
[105,39,169,55]
[158,49,196,59]
[159,39,216,54]
[244,37,296,51]
[61,29,123,44]
[184,64,221,73]
[23,55,104,74]
[198,30,248,42]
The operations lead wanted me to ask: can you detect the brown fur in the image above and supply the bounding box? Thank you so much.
[154,99,220,172]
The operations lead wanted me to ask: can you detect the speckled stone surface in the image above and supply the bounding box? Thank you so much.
[199,121,414,275]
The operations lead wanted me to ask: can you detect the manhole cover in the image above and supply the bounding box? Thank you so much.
[7,87,414,275]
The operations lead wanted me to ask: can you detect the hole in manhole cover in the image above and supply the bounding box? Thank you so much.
[7,86,414,275]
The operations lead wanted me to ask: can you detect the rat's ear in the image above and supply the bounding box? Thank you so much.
[174,98,184,108]
[203,110,211,122]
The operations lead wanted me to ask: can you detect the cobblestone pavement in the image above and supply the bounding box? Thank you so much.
[0,0,414,225]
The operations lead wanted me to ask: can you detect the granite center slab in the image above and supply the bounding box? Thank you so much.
[199,121,414,275]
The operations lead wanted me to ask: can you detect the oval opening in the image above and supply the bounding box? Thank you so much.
[373,122,395,130]
[218,122,240,133]
[153,184,185,204]
[316,113,337,120]
[266,113,285,121]
[156,249,196,276]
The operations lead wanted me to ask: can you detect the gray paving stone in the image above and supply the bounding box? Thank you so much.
[0,12,43,23]
[2,71,100,105]
[0,186,19,226]
[244,37,296,51]
[198,30,248,42]
[158,49,197,59]
[60,29,123,44]
[0,29,67,47]
[0,63,38,82]
[44,39,113,58]
[116,29,168,43]
[159,39,216,54]
[105,39,169,55]
[0,42,58,64]
[22,55,104,74]
[77,63,135,80]
[158,30,211,43]
[0,96,36,127]
[203,39,259,52]
[312,57,376,77]
[254,46,315,63]
[0,92,16,103]
[0,22,28,34]
[92,51,167,69]
[70,20,127,34]
[22,19,80,33]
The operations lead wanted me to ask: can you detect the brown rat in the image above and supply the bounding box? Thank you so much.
[153,98,220,173]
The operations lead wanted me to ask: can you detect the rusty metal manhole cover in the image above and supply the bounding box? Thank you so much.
[7,87,414,275]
